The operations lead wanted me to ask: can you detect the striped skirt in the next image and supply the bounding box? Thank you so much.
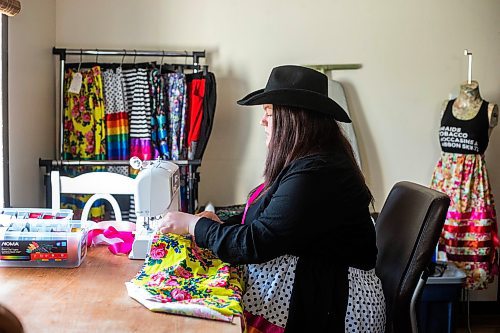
[431,152,499,290]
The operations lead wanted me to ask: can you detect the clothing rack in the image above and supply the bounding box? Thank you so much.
[52,47,206,158]
[41,47,211,214]
[53,47,205,65]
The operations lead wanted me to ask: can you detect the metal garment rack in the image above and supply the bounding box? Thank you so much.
[52,47,206,159]
[41,47,208,214]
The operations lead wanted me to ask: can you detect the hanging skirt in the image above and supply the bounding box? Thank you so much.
[102,68,129,161]
[431,152,499,290]
[121,68,153,166]
[63,66,106,160]
[168,72,187,160]
[62,66,106,221]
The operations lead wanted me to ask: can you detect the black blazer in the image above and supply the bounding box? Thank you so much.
[195,152,377,331]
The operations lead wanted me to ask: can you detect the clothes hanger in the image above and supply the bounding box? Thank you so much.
[120,49,127,70]
[159,51,165,75]
[77,49,82,72]
[175,51,188,74]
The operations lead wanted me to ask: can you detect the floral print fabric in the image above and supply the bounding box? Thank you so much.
[431,152,499,290]
[62,66,106,221]
[167,73,187,160]
[126,233,243,322]
[63,66,106,160]
[149,69,170,159]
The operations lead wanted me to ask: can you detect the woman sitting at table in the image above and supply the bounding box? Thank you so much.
[158,65,386,332]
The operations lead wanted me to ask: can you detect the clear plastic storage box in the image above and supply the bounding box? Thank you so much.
[0,208,87,268]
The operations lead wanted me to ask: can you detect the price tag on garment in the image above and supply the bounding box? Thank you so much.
[68,72,83,94]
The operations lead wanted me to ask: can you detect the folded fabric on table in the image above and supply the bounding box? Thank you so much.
[126,233,243,323]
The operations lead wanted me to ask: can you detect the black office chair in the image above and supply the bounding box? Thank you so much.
[0,304,24,333]
[375,181,450,333]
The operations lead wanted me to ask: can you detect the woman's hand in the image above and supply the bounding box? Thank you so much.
[196,211,222,223]
[158,212,201,235]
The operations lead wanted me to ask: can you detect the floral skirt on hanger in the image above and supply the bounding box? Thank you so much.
[126,233,243,322]
[431,152,499,290]
[62,66,107,221]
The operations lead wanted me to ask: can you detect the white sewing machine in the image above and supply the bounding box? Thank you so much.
[128,159,180,260]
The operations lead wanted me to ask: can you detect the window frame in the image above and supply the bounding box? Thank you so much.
[1,14,9,208]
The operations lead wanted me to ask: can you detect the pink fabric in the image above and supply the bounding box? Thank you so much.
[242,183,266,225]
[130,138,153,161]
[244,311,284,333]
[86,221,136,255]
[446,209,496,221]
[446,209,499,248]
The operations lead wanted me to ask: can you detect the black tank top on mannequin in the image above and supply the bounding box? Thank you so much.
[439,99,489,155]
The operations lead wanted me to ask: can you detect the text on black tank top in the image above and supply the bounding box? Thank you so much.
[439,99,489,154]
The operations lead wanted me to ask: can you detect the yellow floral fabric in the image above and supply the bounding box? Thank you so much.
[63,66,106,160]
[126,233,243,322]
[62,66,106,220]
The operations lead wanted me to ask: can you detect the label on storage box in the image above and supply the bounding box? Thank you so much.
[0,240,68,261]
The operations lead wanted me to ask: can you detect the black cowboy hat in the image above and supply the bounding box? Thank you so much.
[237,65,351,123]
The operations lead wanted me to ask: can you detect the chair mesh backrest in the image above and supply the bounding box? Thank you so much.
[375,181,450,333]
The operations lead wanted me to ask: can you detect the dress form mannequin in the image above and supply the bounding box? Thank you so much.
[433,79,499,290]
[443,80,499,135]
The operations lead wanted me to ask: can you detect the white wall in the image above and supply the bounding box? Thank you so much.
[8,0,56,207]
[53,0,500,212]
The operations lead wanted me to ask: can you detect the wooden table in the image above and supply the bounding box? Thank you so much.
[0,247,241,333]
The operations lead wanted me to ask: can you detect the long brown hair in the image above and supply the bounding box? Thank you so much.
[262,105,372,202]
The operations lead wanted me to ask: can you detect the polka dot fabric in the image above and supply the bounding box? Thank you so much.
[243,255,298,328]
[345,267,386,333]
[106,165,128,176]
[102,68,126,114]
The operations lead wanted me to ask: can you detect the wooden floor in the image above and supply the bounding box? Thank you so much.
[456,314,500,333]
[422,300,500,333]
